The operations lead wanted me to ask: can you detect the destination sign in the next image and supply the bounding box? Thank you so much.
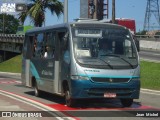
[75,29,102,38]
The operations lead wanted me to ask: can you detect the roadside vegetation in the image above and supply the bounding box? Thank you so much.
[0,55,160,90]
[0,14,19,34]
[0,55,22,73]
[141,60,160,90]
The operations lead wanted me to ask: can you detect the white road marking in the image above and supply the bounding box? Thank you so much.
[0,80,22,84]
[15,81,22,83]
[0,89,75,120]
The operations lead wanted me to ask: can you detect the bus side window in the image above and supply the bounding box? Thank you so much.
[23,36,28,58]
[44,32,55,58]
[61,32,70,64]
[33,33,44,58]
[24,35,34,59]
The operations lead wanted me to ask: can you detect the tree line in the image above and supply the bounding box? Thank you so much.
[0,0,63,34]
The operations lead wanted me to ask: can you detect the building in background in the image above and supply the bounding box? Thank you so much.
[80,0,109,20]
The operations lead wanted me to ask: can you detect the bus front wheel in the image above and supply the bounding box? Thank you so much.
[65,89,75,107]
[120,98,133,107]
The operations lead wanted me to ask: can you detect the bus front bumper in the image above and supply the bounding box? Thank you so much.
[70,79,140,99]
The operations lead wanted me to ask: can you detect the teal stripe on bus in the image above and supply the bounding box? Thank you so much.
[30,62,43,85]
[78,74,139,79]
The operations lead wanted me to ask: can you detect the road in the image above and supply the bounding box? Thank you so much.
[0,73,159,120]
[139,49,160,62]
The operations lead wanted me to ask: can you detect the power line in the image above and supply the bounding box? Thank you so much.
[144,0,160,31]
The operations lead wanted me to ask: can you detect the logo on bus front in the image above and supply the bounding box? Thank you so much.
[109,78,113,82]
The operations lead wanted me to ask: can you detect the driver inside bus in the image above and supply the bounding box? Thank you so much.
[44,46,54,58]
[98,40,112,57]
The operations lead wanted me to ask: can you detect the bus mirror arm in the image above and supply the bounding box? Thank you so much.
[63,32,69,49]
[135,39,140,52]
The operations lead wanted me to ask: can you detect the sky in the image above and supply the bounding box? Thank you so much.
[0,0,154,32]
[25,0,148,32]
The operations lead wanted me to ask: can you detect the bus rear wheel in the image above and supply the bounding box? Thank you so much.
[65,89,75,107]
[120,98,133,107]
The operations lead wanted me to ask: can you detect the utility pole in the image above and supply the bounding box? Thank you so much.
[112,0,116,23]
[3,13,5,34]
[64,0,68,23]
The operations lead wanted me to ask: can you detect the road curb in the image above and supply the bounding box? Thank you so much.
[0,72,21,76]
[140,48,160,53]
[140,59,160,63]
[141,88,160,93]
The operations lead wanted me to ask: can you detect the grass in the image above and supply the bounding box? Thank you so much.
[0,55,160,90]
[0,55,22,73]
[140,61,160,90]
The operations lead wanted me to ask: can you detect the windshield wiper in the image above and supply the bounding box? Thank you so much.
[101,54,134,69]
[97,58,113,69]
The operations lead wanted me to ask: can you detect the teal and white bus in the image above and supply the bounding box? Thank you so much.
[21,20,140,107]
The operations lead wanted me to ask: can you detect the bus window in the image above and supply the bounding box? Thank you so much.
[23,35,34,59]
[22,36,28,58]
[44,32,55,58]
[33,33,44,58]
[57,31,68,61]
[114,41,124,55]
[62,32,70,64]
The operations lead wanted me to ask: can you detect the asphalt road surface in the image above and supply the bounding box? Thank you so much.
[0,74,159,120]
[139,50,160,62]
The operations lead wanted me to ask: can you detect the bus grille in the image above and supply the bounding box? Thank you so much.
[91,77,130,83]
[89,88,134,93]
[87,88,134,97]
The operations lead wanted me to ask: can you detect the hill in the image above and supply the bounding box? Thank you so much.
[0,55,22,73]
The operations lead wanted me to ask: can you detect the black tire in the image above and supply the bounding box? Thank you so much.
[34,81,40,97]
[120,99,133,107]
[65,88,75,107]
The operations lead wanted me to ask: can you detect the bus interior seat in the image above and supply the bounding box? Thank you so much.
[115,41,124,55]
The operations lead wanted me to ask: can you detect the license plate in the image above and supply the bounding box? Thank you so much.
[104,93,116,98]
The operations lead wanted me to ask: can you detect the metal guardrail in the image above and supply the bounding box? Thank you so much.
[135,35,160,39]
[0,34,25,44]
[135,35,160,41]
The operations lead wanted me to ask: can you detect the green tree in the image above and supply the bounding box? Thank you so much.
[0,14,19,34]
[19,0,63,27]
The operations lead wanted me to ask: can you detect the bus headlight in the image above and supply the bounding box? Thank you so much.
[131,77,140,81]
[71,75,90,80]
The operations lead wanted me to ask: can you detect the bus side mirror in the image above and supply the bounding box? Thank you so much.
[135,39,140,52]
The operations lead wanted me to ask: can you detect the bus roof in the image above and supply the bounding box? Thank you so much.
[25,21,127,34]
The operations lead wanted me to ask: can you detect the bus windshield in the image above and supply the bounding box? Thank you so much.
[72,27,138,69]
